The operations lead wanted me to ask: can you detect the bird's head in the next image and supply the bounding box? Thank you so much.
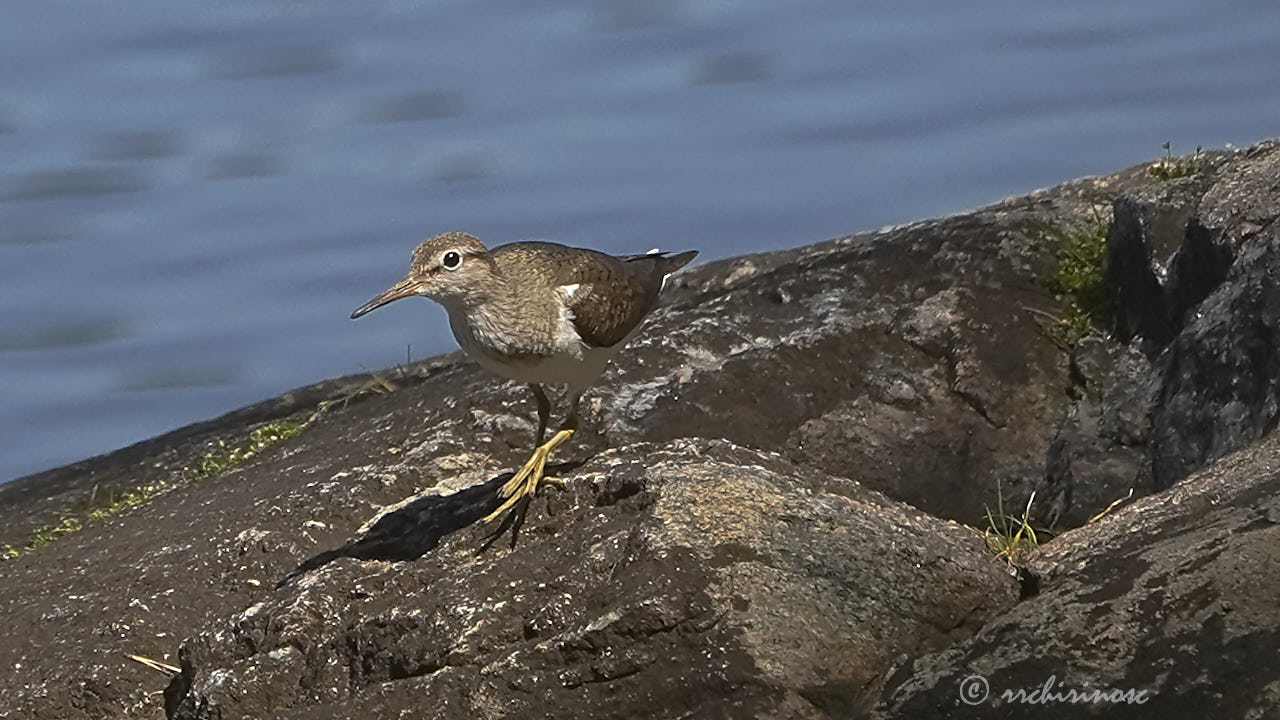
[351,232,500,318]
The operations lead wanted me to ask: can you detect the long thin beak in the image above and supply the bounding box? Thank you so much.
[351,276,419,319]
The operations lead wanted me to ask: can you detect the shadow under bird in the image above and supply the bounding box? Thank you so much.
[351,232,697,537]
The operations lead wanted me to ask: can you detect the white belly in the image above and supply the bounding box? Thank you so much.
[481,343,621,389]
[447,305,632,394]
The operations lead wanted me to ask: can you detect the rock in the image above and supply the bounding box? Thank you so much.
[2,140,1280,719]
[1102,144,1278,356]
[166,440,1018,719]
[1196,140,1280,248]
[1141,143,1280,490]
[1049,140,1280,517]
[1147,221,1280,489]
[600,207,1087,526]
[1105,177,1216,352]
[873,429,1280,719]
[1037,337,1153,527]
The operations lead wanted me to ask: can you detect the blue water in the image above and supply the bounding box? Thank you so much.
[2,0,1279,483]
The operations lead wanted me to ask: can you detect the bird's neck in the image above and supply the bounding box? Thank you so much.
[446,288,523,351]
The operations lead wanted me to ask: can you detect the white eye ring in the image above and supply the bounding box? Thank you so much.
[441,250,463,270]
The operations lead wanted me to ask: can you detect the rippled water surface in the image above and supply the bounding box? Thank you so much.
[2,0,1279,482]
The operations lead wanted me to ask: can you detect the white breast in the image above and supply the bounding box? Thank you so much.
[446,291,627,395]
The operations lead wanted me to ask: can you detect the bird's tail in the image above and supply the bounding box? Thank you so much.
[658,250,698,275]
[621,249,698,275]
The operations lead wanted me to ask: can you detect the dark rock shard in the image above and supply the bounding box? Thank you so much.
[1164,216,1236,332]
[1105,192,1178,350]
[1147,221,1280,489]
[1104,169,1226,354]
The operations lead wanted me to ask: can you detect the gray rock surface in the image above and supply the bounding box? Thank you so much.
[1038,337,1152,527]
[875,430,1280,718]
[168,440,1018,719]
[1045,139,1280,521]
[1148,219,1280,488]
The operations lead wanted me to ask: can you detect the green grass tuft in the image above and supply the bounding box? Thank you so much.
[1036,205,1112,348]
[1149,141,1204,180]
[4,418,313,558]
[981,484,1046,565]
[186,420,306,481]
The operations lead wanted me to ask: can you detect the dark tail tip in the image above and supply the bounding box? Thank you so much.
[663,250,698,274]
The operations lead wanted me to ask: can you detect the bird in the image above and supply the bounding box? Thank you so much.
[351,232,697,537]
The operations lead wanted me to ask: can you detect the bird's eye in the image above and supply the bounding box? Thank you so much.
[441,250,462,270]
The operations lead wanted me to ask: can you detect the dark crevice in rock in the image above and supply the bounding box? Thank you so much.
[1165,217,1236,329]
[797,679,868,717]
[1017,566,1042,600]
[952,385,1002,429]
[1104,168,1239,360]
[593,469,648,508]
[1106,194,1176,351]
[1147,229,1280,489]
[1036,337,1154,528]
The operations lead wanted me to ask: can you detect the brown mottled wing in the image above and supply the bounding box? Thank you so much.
[497,242,696,348]
[577,249,697,346]
[562,250,663,347]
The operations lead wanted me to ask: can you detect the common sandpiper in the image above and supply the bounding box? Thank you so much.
[351,232,697,536]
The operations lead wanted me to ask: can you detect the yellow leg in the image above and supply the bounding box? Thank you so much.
[482,428,574,524]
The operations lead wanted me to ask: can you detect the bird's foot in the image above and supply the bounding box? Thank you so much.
[483,428,574,525]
